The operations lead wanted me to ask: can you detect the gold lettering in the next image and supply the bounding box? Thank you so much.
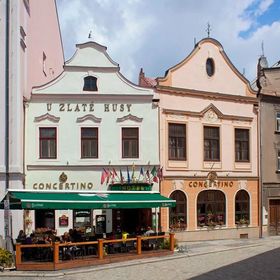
[65,183,70,190]
[88,182,93,189]
[80,183,86,190]
[189,182,193,187]
[38,183,44,190]
[193,182,198,187]
[224,182,228,187]
[53,183,57,190]
[46,183,52,190]
[199,181,203,188]
[33,183,38,189]
[229,181,233,187]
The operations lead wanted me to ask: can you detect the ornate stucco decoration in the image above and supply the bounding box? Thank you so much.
[171,180,184,191]
[116,114,143,123]
[76,114,102,123]
[238,180,248,190]
[203,109,218,123]
[34,113,60,123]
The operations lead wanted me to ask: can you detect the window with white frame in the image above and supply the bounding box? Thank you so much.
[168,123,186,160]
[122,127,139,158]
[276,113,280,132]
[81,127,98,158]
[39,127,57,159]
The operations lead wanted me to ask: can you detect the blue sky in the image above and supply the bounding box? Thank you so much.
[57,0,280,83]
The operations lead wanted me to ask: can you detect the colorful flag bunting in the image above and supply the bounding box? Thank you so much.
[101,168,109,185]
[120,169,124,184]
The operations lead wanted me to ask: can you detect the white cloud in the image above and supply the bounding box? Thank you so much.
[57,0,280,83]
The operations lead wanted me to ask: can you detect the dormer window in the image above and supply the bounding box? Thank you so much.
[206,58,215,77]
[83,76,98,91]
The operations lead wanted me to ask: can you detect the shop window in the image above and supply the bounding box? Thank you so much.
[81,127,98,158]
[197,190,225,227]
[122,127,139,158]
[204,126,220,161]
[83,76,98,91]
[276,112,280,132]
[235,128,249,162]
[235,190,250,225]
[169,190,187,231]
[73,210,92,230]
[39,127,57,159]
[168,123,186,160]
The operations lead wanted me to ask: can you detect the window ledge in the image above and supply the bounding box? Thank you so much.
[275,131,280,135]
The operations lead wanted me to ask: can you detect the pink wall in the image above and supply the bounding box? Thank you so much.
[26,0,64,98]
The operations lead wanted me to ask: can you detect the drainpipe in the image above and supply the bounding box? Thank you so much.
[4,0,11,239]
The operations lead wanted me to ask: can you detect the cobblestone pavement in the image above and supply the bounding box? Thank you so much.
[2,237,280,280]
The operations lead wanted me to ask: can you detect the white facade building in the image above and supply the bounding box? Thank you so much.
[24,42,161,236]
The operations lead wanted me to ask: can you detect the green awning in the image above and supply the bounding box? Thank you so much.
[1,191,176,210]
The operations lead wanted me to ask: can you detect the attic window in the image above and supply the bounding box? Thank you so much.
[206,58,215,77]
[83,76,98,91]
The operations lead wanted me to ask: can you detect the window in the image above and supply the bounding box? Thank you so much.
[168,123,186,160]
[277,150,280,171]
[204,126,220,161]
[83,76,98,91]
[122,128,139,158]
[197,190,225,227]
[81,128,98,158]
[235,190,250,225]
[169,191,187,231]
[206,58,215,77]
[39,128,57,159]
[235,129,249,162]
[276,113,280,132]
[73,210,92,229]
[43,52,47,76]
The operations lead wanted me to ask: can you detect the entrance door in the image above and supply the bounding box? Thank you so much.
[35,210,55,229]
[269,200,280,235]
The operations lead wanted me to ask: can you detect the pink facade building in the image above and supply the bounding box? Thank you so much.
[0,0,64,238]
[140,38,259,241]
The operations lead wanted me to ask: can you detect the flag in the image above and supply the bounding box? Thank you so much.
[112,168,118,177]
[140,167,144,176]
[131,163,135,182]
[146,169,150,183]
[157,167,163,181]
[127,166,131,183]
[151,166,158,183]
[106,169,111,184]
[110,170,115,184]
[101,169,109,185]
[120,169,124,184]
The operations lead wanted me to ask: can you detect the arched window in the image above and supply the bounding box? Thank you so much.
[235,190,250,225]
[197,190,225,227]
[83,76,98,91]
[169,190,187,231]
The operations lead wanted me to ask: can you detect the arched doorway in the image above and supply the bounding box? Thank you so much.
[197,190,225,227]
[169,190,187,231]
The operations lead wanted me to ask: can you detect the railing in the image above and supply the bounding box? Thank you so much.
[15,233,175,271]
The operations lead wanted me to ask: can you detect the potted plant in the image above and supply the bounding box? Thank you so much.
[0,248,14,271]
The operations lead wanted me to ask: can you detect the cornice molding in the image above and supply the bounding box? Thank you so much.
[34,113,60,123]
[76,114,102,123]
[116,114,143,123]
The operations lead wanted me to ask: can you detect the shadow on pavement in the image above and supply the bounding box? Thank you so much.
[190,247,280,280]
